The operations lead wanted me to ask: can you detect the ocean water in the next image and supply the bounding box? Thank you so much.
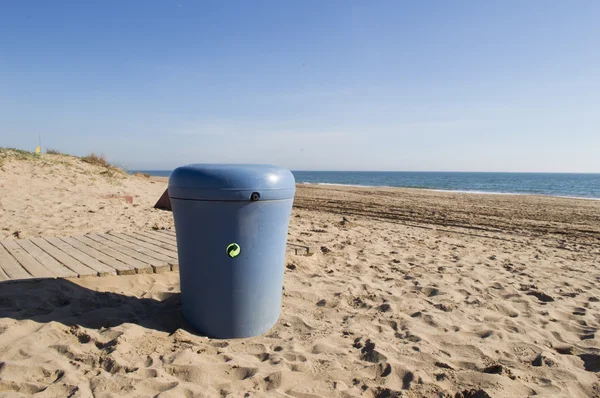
[130,170,600,200]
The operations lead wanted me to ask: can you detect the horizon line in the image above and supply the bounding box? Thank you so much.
[129,169,600,175]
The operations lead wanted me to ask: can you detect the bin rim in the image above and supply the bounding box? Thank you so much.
[168,163,296,201]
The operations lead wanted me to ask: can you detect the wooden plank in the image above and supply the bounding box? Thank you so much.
[105,233,177,263]
[85,234,162,273]
[58,236,134,275]
[0,264,9,281]
[0,244,32,280]
[110,233,178,264]
[136,232,180,271]
[45,237,115,276]
[30,238,98,277]
[113,232,179,273]
[137,230,178,246]
[115,232,177,259]
[16,239,77,278]
[72,235,152,274]
[152,229,177,239]
[125,230,177,247]
[1,240,55,278]
[287,243,314,256]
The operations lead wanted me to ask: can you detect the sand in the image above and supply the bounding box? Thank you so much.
[1,153,600,397]
[0,152,174,240]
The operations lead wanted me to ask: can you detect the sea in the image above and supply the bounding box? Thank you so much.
[130,170,600,201]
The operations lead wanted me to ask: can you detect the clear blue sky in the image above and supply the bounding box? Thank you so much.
[1,1,599,172]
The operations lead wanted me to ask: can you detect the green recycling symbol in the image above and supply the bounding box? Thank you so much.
[227,243,241,258]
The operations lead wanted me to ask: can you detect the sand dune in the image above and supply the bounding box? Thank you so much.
[0,152,173,240]
[1,154,599,397]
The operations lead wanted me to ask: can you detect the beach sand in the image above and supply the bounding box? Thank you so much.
[1,153,599,397]
[0,153,174,240]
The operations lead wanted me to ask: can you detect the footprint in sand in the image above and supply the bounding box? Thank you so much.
[572,307,587,316]
[526,291,555,303]
[283,352,307,362]
[578,354,600,372]
[255,352,270,362]
[579,330,597,340]
[137,368,158,378]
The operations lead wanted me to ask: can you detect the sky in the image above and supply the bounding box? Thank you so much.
[1,1,599,172]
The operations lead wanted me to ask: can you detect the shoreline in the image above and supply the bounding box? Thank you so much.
[152,176,600,202]
[298,182,600,201]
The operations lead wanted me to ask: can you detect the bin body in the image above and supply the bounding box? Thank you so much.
[168,164,295,338]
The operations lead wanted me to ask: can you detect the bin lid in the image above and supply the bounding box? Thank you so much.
[168,164,296,201]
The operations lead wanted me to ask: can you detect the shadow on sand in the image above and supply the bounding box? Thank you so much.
[0,278,187,334]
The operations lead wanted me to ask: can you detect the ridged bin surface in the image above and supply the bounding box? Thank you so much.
[168,164,295,339]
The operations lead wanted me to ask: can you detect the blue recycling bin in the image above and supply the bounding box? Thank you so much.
[168,164,296,338]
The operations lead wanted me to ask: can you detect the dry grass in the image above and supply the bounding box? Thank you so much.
[81,153,126,177]
[0,148,127,178]
[81,153,111,168]
[0,147,36,159]
[0,148,37,168]
[134,172,152,179]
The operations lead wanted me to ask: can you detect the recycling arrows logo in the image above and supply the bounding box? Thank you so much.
[227,243,241,258]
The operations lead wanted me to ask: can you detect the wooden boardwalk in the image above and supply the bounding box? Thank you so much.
[0,230,311,282]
